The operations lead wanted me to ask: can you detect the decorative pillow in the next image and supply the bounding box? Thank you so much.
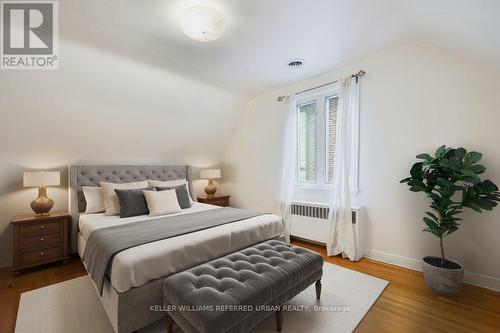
[155,184,192,209]
[100,181,149,216]
[147,179,194,203]
[82,186,105,214]
[115,187,154,218]
[143,189,181,216]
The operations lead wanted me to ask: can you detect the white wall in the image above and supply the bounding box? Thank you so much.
[223,41,500,288]
[0,39,247,267]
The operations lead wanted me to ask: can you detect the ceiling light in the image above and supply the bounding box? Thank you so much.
[180,6,225,42]
[288,59,304,69]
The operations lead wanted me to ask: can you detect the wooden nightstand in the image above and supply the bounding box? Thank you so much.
[197,195,230,207]
[11,210,70,272]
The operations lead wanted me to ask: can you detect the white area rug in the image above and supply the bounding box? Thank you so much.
[15,263,387,333]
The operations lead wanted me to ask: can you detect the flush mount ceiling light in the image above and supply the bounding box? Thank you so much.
[288,59,304,70]
[180,5,225,42]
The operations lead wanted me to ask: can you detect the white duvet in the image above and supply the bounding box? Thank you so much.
[78,203,284,293]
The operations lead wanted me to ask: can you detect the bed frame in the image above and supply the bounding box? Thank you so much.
[68,165,197,333]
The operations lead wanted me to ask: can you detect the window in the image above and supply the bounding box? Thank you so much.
[294,84,358,202]
[295,87,339,187]
[326,96,339,183]
[297,102,316,183]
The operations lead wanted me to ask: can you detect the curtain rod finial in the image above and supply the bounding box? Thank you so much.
[277,96,288,102]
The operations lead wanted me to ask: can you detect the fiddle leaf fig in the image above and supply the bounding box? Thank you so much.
[401,146,500,266]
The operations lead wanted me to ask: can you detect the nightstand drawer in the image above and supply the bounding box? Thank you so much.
[21,232,62,250]
[20,221,61,237]
[211,199,229,206]
[197,195,230,207]
[21,246,62,266]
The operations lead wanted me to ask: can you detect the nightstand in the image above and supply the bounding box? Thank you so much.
[11,210,70,272]
[197,195,230,207]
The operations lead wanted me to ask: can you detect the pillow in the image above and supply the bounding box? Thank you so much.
[147,179,194,203]
[155,184,192,209]
[143,189,181,216]
[100,181,149,216]
[82,186,105,214]
[115,187,154,218]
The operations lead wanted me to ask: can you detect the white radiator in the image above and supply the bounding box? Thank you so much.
[290,202,364,261]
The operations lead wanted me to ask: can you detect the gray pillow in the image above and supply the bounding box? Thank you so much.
[155,184,192,209]
[115,187,154,218]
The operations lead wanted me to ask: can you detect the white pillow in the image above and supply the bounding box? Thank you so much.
[148,179,194,203]
[143,189,181,216]
[82,186,105,214]
[100,181,149,216]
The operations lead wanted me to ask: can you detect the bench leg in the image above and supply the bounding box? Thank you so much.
[275,307,283,332]
[166,314,174,333]
[316,279,322,300]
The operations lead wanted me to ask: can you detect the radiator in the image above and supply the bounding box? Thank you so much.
[290,202,364,261]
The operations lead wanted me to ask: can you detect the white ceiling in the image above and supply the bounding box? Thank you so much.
[62,0,500,95]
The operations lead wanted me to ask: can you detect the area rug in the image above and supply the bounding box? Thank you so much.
[15,262,388,333]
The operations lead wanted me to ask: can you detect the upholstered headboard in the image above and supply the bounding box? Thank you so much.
[68,165,196,254]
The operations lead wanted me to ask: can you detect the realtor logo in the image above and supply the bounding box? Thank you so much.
[1,1,58,69]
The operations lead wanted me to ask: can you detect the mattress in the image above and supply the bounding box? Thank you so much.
[78,203,284,293]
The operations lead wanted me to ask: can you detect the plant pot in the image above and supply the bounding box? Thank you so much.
[422,256,464,296]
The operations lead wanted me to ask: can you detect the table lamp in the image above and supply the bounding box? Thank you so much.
[200,169,221,197]
[23,171,60,216]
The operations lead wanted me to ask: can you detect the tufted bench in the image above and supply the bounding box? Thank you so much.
[163,240,323,333]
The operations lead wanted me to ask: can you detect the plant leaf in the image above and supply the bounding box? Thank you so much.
[463,151,482,166]
[469,164,486,174]
[416,153,433,161]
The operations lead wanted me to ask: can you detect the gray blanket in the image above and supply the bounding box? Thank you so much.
[83,208,265,294]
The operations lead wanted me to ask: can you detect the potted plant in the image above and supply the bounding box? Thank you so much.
[401,145,500,296]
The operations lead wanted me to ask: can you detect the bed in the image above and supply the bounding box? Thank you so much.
[68,165,284,333]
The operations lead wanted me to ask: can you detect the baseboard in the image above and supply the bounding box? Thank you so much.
[0,255,11,269]
[364,249,500,292]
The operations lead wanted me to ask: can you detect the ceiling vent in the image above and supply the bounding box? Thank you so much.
[288,59,304,69]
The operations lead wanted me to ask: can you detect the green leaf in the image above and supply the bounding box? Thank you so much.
[423,216,438,227]
[410,185,427,192]
[469,164,486,174]
[443,226,459,237]
[482,180,498,192]
[400,177,411,183]
[463,202,482,212]
[425,211,439,222]
[463,151,482,166]
[454,148,466,162]
[416,153,433,161]
[410,162,424,179]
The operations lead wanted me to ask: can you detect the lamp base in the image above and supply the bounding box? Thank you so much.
[31,187,54,216]
[204,179,218,197]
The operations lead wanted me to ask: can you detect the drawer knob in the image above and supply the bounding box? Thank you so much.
[40,225,45,229]
[40,252,45,256]
[40,238,44,241]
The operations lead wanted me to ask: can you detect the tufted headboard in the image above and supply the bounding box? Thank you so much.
[68,165,196,254]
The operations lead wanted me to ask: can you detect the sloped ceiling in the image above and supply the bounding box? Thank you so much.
[61,0,500,95]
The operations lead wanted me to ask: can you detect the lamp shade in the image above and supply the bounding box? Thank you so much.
[200,169,221,179]
[23,171,60,187]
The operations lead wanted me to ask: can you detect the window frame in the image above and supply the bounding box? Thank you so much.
[296,99,318,184]
[325,94,340,184]
[293,83,360,203]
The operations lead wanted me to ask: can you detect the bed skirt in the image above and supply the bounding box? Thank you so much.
[81,234,286,333]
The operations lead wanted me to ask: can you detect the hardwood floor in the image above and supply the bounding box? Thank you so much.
[1,243,499,333]
[0,256,86,333]
[292,240,500,333]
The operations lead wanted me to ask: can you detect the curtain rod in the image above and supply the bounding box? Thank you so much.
[277,70,366,102]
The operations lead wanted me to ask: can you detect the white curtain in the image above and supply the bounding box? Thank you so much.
[327,77,359,259]
[278,97,297,242]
